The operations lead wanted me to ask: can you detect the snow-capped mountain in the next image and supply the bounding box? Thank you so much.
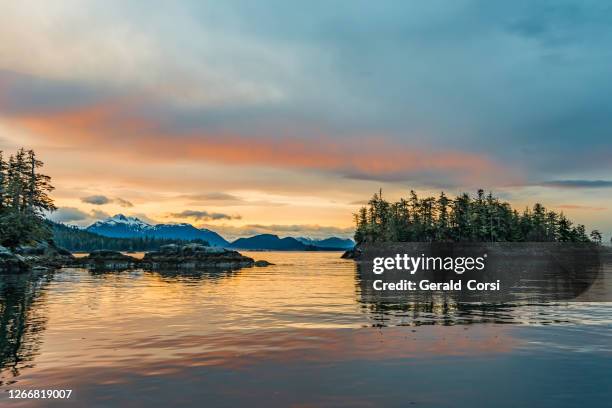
[296,237,355,249]
[86,214,229,247]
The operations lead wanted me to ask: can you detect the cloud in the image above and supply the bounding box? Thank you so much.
[204,223,355,241]
[169,210,241,221]
[89,209,111,219]
[81,194,112,205]
[129,213,160,225]
[556,204,607,211]
[182,192,244,202]
[48,207,110,224]
[49,207,89,223]
[80,194,133,207]
[241,224,355,240]
[114,197,133,207]
[0,94,514,187]
[540,180,612,188]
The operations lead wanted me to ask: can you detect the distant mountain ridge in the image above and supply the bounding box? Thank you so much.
[86,214,229,247]
[230,234,309,250]
[84,214,354,251]
[296,237,354,249]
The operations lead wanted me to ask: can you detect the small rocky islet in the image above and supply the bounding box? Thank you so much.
[0,242,273,273]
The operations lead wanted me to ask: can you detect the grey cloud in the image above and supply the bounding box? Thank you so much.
[81,195,112,205]
[80,195,133,207]
[114,198,133,208]
[4,2,612,188]
[540,180,612,188]
[49,207,89,223]
[170,210,241,221]
[47,208,112,226]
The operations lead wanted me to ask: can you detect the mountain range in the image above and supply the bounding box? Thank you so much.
[85,214,354,250]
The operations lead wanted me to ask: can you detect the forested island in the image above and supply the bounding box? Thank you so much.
[353,190,604,244]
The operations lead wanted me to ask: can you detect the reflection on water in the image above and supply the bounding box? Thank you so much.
[0,272,51,386]
[0,252,610,407]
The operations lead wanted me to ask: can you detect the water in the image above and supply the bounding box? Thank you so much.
[0,252,610,407]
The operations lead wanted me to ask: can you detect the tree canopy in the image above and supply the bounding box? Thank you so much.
[0,148,55,247]
[354,189,599,244]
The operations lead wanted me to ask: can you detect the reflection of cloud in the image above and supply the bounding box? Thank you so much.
[169,210,241,221]
[540,180,612,188]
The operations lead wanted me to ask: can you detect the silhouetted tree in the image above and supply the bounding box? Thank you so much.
[353,189,602,244]
[0,148,55,247]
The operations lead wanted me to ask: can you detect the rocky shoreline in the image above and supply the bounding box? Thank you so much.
[0,242,273,273]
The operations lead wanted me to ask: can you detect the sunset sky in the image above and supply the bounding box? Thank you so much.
[0,1,611,240]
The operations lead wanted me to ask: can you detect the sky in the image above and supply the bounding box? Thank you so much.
[0,0,611,240]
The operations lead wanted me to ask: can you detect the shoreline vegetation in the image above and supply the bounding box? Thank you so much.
[353,189,604,245]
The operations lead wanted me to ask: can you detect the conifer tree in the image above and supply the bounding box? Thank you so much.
[0,148,55,247]
[353,189,604,244]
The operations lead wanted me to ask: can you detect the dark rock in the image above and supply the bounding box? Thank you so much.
[142,244,254,270]
[254,260,274,267]
[341,247,360,259]
[0,245,29,274]
[16,241,75,269]
[78,250,138,270]
[1,241,74,273]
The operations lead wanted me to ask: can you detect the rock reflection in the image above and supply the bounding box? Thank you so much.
[87,266,246,283]
[0,272,50,385]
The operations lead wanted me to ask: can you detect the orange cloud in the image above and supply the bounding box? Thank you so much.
[1,97,519,186]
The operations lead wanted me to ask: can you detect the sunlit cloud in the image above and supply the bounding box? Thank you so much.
[556,204,607,211]
[168,210,241,222]
[0,94,516,188]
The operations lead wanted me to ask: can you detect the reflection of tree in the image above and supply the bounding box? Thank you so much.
[354,244,604,327]
[0,272,51,385]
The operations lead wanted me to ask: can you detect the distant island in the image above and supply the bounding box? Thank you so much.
[353,189,604,244]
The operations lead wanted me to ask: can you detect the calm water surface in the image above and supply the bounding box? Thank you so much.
[0,252,610,407]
